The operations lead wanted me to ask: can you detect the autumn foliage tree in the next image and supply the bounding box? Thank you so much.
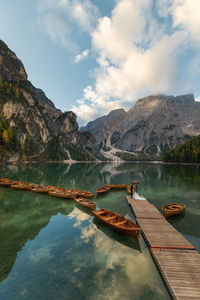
[2,129,8,143]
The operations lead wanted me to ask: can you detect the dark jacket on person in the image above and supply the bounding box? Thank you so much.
[130,185,133,197]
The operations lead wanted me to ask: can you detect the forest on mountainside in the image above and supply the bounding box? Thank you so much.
[0,77,20,156]
[162,135,200,163]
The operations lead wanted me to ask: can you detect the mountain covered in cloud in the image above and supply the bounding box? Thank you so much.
[0,40,104,162]
[81,94,200,159]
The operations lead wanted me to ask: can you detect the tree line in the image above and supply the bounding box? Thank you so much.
[0,76,19,151]
[162,135,200,163]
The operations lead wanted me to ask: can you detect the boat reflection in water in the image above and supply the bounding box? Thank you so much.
[93,218,141,251]
[75,203,96,217]
[75,205,141,251]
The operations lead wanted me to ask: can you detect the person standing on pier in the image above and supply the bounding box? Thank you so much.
[130,184,134,198]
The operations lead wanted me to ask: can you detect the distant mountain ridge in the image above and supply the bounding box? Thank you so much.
[0,40,104,162]
[81,94,200,159]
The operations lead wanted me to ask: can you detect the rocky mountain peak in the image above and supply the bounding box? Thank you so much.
[108,108,126,117]
[174,94,194,102]
[56,111,78,134]
[0,40,104,162]
[83,93,200,158]
[0,40,27,81]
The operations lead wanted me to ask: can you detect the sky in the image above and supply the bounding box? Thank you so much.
[0,0,200,125]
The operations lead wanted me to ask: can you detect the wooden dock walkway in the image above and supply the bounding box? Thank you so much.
[126,195,200,300]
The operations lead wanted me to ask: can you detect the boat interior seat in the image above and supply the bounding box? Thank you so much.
[116,220,127,225]
[105,216,116,221]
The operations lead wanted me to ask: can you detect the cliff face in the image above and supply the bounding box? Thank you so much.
[83,94,200,158]
[81,108,126,151]
[0,40,27,81]
[0,40,104,162]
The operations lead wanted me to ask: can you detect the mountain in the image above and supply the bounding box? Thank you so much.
[82,94,200,159]
[81,108,126,151]
[0,40,104,162]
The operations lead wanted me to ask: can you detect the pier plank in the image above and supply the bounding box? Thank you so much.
[151,249,200,300]
[126,195,200,299]
[126,196,165,219]
[137,218,195,249]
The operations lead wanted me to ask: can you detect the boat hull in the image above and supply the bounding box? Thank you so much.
[48,191,76,199]
[11,184,32,190]
[65,189,94,199]
[75,198,96,210]
[93,209,140,239]
[96,187,110,195]
[31,187,49,193]
[162,203,186,217]
[104,184,128,190]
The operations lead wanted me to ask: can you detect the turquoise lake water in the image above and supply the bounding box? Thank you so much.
[0,162,200,300]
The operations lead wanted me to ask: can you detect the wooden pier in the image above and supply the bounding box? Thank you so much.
[126,195,200,300]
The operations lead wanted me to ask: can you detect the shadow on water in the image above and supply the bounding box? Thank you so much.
[93,218,141,251]
[74,204,94,217]
[74,204,141,251]
[165,212,185,224]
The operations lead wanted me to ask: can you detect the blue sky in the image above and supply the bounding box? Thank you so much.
[0,0,200,125]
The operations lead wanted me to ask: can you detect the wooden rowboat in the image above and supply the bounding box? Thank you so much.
[132,180,139,184]
[65,189,94,199]
[75,198,96,210]
[45,185,65,191]
[96,186,110,195]
[31,186,49,193]
[48,190,76,199]
[11,183,33,190]
[93,209,141,239]
[104,184,128,189]
[162,203,186,218]
[0,179,14,186]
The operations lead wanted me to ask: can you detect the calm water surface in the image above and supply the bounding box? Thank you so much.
[0,162,200,300]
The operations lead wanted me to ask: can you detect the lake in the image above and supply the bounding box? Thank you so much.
[0,162,200,300]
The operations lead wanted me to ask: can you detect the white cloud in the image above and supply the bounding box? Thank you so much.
[37,0,200,124]
[38,12,77,51]
[72,0,99,32]
[73,0,195,123]
[37,0,99,51]
[72,85,123,123]
[69,207,91,227]
[172,0,200,46]
[74,49,89,63]
[195,96,200,102]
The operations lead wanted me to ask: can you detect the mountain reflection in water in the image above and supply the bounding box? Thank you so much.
[0,162,199,299]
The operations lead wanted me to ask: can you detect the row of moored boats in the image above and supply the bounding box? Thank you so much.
[0,178,186,239]
[96,184,132,195]
[0,178,141,239]
[0,178,94,198]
